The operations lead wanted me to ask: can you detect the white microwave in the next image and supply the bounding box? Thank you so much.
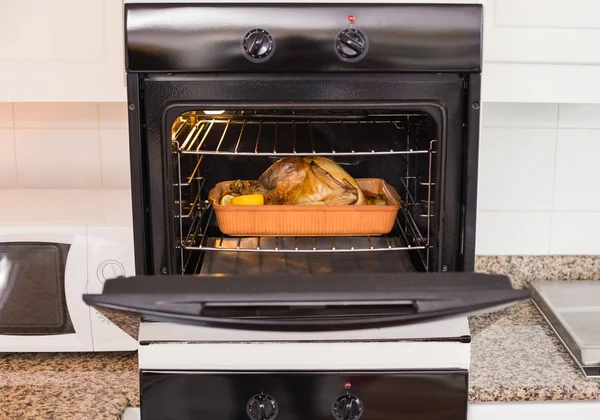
[0,189,136,352]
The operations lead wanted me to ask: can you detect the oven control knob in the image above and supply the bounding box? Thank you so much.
[332,394,363,420]
[335,29,368,62]
[247,393,278,420]
[243,29,275,62]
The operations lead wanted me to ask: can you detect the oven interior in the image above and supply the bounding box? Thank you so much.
[170,109,439,277]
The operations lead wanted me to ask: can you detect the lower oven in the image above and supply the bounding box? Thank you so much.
[84,3,530,419]
[139,370,469,420]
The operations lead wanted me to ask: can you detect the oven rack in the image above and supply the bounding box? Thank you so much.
[172,114,432,156]
[181,203,428,252]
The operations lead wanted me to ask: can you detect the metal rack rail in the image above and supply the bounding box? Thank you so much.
[172,114,432,156]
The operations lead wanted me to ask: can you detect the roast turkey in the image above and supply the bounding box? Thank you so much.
[228,157,366,205]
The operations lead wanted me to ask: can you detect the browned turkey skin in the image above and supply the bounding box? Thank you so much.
[227,157,367,205]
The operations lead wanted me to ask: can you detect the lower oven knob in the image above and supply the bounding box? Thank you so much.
[247,393,278,420]
[335,29,368,62]
[332,394,363,420]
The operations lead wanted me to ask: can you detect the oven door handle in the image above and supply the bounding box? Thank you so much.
[83,280,530,332]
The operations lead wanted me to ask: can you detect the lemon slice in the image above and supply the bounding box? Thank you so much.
[220,195,235,206]
[231,194,264,206]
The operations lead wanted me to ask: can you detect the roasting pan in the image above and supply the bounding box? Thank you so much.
[208,178,402,236]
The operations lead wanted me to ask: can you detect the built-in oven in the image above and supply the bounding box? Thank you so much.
[84,3,529,419]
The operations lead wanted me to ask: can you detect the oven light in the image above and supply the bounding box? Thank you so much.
[203,110,225,115]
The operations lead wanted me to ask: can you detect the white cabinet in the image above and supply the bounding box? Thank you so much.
[0,0,126,102]
[482,0,600,103]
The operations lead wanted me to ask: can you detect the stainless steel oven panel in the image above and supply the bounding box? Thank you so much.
[125,3,482,73]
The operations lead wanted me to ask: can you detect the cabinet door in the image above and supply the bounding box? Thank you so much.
[482,0,600,103]
[0,0,126,102]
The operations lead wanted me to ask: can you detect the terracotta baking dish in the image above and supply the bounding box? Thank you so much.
[208,178,402,237]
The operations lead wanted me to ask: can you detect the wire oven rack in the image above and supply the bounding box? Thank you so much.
[172,111,436,272]
[172,113,432,156]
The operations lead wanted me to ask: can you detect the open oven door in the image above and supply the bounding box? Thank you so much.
[83,273,529,338]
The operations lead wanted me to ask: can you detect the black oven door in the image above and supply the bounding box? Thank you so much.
[83,272,529,334]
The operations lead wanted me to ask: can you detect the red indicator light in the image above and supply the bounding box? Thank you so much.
[344,382,352,389]
[348,15,355,23]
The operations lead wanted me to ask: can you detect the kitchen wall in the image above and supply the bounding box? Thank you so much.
[0,102,598,256]
[477,103,600,256]
[0,103,129,189]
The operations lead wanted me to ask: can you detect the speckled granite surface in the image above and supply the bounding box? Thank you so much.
[471,256,600,401]
[476,255,600,289]
[469,301,600,402]
[1,256,599,418]
[0,352,138,419]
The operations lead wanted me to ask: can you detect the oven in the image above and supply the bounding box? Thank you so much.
[84,3,530,419]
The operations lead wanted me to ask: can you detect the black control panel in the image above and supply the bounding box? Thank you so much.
[140,370,468,420]
[125,4,482,73]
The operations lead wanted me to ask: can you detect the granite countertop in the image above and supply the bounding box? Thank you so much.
[469,301,600,402]
[0,352,138,419]
[2,301,599,419]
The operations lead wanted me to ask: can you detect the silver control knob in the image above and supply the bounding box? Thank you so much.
[247,393,278,420]
[335,29,368,62]
[332,394,363,420]
[243,29,275,62]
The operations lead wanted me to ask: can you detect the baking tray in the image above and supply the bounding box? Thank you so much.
[208,178,402,237]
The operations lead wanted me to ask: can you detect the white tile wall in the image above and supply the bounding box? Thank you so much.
[478,102,600,255]
[15,129,102,188]
[0,103,129,189]
[550,212,600,255]
[554,129,600,211]
[13,103,98,128]
[481,103,558,128]
[99,103,128,129]
[476,212,552,255]
[100,129,131,188]
[558,104,600,129]
[0,103,13,128]
[478,128,556,211]
[0,129,17,188]
[0,101,598,255]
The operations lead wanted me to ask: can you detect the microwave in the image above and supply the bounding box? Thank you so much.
[0,189,136,352]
